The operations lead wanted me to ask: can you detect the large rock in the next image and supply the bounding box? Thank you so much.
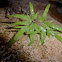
[0,8,62,62]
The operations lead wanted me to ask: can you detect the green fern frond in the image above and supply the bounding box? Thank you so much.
[1,2,62,55]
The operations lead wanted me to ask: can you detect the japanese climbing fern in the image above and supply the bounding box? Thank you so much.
[1,2,62,54]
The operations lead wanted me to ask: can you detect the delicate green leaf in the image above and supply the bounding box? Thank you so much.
[31,23,41,34]
[29,34,34,46]
[8,14,31,21]
[40,28,46,45]
[11,20,32,25]
[1,28,26,53]
[45,20,54,24]
[54,34,62,42]
[48,23,62,31]
[50,31,55,36]
[43,20,54,29]
[46,26,55,31]
[30,23,34,34]
[45,20,62,31]
[32,12,39,20]
[26,26,30,34]
[29,2,35,15]
[42,4,50,21]
[34,28,40,34]
[13,26,25,29]
[53,31,62,34]
[33,23,40,29]
[50,31,62,43]
[12,28,26,41]
[38,15,44,22]
[47,29,50,38]
[10,27,26,43]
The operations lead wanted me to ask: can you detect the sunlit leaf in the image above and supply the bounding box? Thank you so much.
[47,29,50,38]
[30,23,34,34]
[29,34,34,46]
[45,20,54,24]
[13,26,25,29]
[48,23,62,31]
[50,31,55,36]
[40,28,46,45]
[32,12,39,20]
[42,4,50,21]
[12,28,26,41]
[53,31,62,34]
[38,15,44,22]
[11,20,32,25]
[8,14,31,21]
[54,34,62,43]
[26,26,30,34]
[1,28,26,53]
[29,2,35,15]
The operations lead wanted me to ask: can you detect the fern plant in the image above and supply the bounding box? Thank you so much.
[1,2,62,54]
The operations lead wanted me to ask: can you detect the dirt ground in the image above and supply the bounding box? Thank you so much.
[0,3,62,62]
